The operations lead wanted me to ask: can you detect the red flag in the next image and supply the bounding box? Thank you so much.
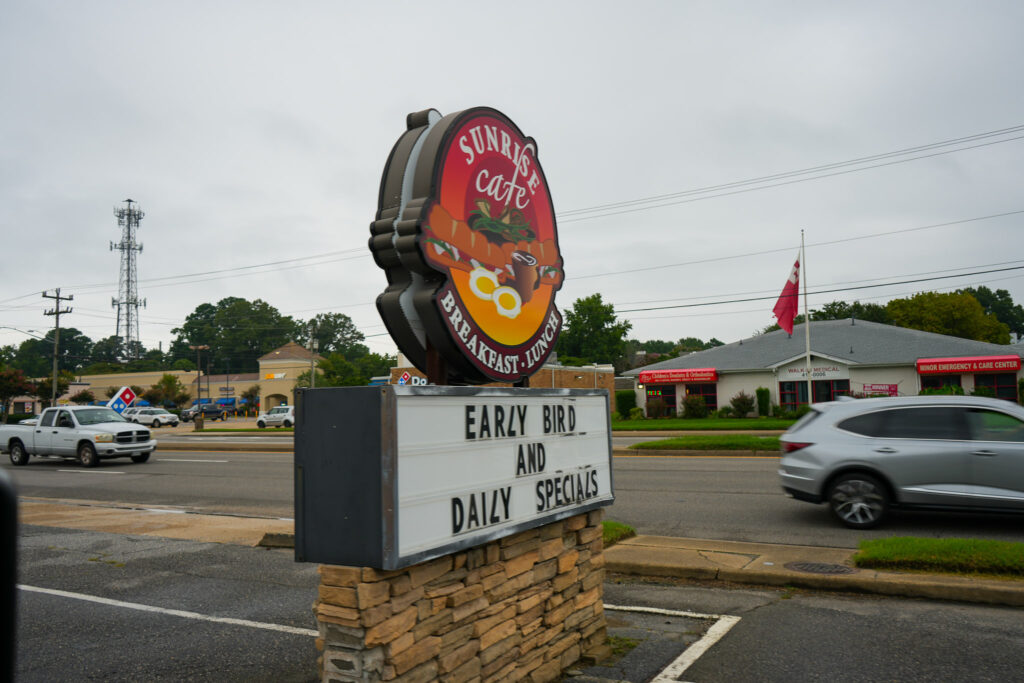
[773,257,800,334]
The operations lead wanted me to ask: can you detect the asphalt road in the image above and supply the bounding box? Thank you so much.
[7,449,1024,548]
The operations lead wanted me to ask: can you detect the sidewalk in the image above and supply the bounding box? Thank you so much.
[17,499,1024,607]
[604,535,1024,607]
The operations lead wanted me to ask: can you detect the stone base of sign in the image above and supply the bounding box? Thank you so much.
[314,510,609,682]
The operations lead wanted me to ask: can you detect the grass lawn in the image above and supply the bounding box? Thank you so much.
[854,537,1024,578]
[612,417,795,431]
[631,434,781,451]
[602,520,636,547]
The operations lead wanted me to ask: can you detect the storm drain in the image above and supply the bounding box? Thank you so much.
[784,562,858,575]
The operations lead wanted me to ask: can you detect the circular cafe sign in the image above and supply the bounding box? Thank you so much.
[371,107,564,384]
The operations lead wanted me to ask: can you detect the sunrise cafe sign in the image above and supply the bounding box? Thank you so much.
[369,106,564,384]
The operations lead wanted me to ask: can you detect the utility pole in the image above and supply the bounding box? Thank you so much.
[111,199,146,359]
[189,344,209,406]
[43,288,73,406]
[308,322,318,389]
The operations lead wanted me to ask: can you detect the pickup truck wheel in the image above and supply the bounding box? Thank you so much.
[9,440,29,466]
[131,453,150,464]
[78,443,99,468]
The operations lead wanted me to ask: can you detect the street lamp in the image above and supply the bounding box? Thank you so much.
[189,344,209,406]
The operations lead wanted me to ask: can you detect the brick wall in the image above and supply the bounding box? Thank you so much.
[315,510,608,682]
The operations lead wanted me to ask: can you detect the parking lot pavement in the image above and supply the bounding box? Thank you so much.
[16,524,320,682]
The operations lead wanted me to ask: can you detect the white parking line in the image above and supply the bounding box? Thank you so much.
[56,470,126,474]
[605,604,741,682]
[18,585,318,637]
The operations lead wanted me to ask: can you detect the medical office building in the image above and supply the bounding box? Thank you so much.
[622,318,1023,415]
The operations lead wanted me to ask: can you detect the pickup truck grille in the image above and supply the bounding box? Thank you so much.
[116,430,151,444]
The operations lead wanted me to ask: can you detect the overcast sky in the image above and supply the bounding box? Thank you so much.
[3,1,1023,362]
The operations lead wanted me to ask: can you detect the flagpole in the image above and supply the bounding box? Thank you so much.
[802,230,812,405]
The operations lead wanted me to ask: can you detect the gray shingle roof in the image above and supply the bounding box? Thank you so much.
[621,319,1021,376]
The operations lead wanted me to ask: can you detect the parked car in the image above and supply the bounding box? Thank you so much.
[122,407,142,421]
[180,404,228,422]
[257,405,294,429]
[134,408,180,428]
[0,405,156,467]
[18,415,40,425]
[779,395,1024,529]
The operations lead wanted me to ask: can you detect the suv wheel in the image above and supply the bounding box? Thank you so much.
[257,420,266,429]
[283,419,292,428]
[828,473,888,529]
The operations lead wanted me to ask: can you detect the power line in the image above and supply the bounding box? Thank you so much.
[612,258,1024,307]
[617,265,1024,313]
[574,209,1024,280]
[559,127,1024,222]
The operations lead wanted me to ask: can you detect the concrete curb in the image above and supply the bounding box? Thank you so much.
[605,536,1024,607]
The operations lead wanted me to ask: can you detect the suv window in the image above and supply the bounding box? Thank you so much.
[837,410,887,437]
[967,409,1024,442]
[882,407,967,440]
[839,407,969,440]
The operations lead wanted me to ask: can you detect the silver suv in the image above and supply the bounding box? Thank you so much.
[257,405,294,428]
[779,395,1024,528]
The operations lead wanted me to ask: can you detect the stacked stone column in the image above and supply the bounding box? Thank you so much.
[315,510,609,682]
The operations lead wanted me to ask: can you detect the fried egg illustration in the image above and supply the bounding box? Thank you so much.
[492,286,522,319]
[468,267,500,301]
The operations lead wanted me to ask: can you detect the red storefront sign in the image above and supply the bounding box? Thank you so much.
[915,355,1021,375]
[862,383,898,396]
[638,368,718,384]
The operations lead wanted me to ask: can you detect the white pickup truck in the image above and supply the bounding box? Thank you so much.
[0,405,157,467]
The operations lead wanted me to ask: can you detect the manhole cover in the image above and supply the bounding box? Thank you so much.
[784,562,858,575]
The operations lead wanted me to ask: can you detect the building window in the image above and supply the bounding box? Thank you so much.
[813,379,850,402]
[779,381,807,410]
[921,374,962,391]
[685,383,718,411]
[973,373,1018,401]
[781,380,849,409]
[645,384,677,417]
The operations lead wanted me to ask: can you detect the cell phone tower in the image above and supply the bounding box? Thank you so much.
[110,198,146,360]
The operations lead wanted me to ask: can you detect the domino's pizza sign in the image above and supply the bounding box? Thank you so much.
[106,386,136,414]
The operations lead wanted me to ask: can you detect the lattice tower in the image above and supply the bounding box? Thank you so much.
[110,198,146,359]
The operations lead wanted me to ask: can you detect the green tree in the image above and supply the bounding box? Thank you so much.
[69,389,96,404]
[0,368,35,418]
[170,298,300,374]
[887,292,1010,343]
[34,371,74,408]
[241,384,260,411]
[299,312,367,356]
[144,373,191,408]
[959,286,1024,340]
[11,328,93,377]
[91,335,124,363]
[555,294,632,369]
[812,300,890,324]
